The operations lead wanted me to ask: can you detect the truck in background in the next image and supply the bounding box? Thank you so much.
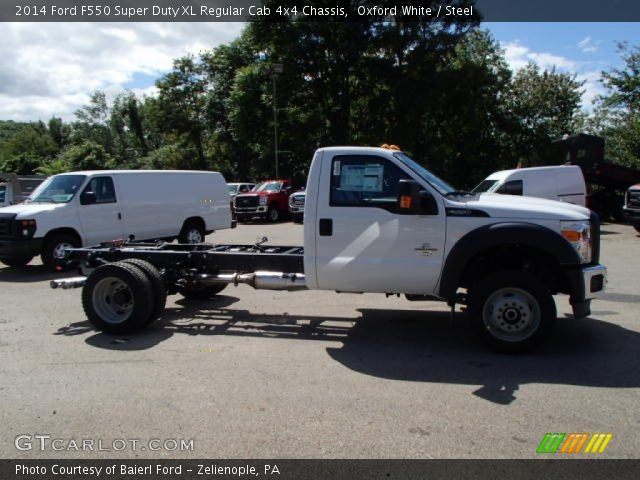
[234,179,295,223]
[554,134,640,220]
[288,188,306,223]
[52,146,606,353]
[472,165,586,206]
[623,184,640,232]
[0,173,47,207]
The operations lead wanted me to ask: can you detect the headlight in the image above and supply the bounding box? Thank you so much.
[259,196,268,206]
[560,220,591,263]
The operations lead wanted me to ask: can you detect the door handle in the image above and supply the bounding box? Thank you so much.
[118,213,122,220]
[319,218,333,236]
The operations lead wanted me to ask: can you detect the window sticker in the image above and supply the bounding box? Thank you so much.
[340,164,383,192]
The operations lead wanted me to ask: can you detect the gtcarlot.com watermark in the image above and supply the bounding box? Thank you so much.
[15,434,194,452]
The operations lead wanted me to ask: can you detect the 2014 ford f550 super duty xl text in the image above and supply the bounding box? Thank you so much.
[51,146,607,352]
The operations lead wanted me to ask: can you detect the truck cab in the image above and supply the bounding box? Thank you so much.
[234,180,294,222]
[0,173,47,208]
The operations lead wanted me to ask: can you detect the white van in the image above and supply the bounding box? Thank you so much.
[472,165,587,206]
[0,170,232,269]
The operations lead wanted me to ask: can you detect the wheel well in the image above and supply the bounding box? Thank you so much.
[182,216,205,232]
[44,228,82,246]
[459,246,568,294]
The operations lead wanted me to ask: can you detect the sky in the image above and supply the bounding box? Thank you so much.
[0,21,638,122]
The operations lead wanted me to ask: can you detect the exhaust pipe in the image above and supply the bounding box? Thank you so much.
[50,277,87,290]
[195,271,307,291]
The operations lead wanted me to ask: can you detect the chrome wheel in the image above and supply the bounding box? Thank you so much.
[92,277,134,324]
[268,207,279,222]
[53,241,74,259]
[186,228,203,244]
[482,287,541,343]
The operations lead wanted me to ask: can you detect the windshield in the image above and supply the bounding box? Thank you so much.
[29,175,87,203]
[227,184,239,194]
[254,181,281,193]
[393,153,455,195]
[472,179,499,194]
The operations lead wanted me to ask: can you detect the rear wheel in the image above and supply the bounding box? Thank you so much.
[120,259,166,324]
[82,262,154,334]
[178,220,205,244]
[467,270,556,353]
[0,255,34,267]
[41,233,80,271]
[178,283,227,300]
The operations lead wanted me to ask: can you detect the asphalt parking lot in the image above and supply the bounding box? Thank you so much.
[0,221,638,459]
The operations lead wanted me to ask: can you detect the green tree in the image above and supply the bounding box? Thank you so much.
[589,43,640,168]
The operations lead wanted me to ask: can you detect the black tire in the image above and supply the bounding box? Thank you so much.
[467,270,556,353]
[82,262,154,334]
[0,255,34,267]
[41,233,80,271]
[267,205,281,223]
[178,283,227,300]
[292,214,303,224]
[120,259,166,324]
[178,220,205,244]
[634,225,640,233]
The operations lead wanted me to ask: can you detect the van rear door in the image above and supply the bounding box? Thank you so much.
[78,175,123,245]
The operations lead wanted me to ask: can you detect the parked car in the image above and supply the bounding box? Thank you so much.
[0,170,232,269]
[234,180,295,222]
[0,173,48,207]
[623,183,640,232]
[472,165,587,206]
[227,182,255,216]
[288,189,306,223]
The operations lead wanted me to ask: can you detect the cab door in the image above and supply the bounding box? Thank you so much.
[313,153,446,295]
[77,175,123,245]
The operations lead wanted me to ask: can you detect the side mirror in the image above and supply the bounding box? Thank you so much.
[397,180,438,215]
[80,191,97,205]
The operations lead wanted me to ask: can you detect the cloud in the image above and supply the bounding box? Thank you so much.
[577,37,599,53]
[0,22,244,122]
[502,41,577,71]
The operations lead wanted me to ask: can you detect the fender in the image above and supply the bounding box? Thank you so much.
[438,222,581,299]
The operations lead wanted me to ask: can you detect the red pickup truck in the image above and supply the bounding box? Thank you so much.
[233,180,294,222]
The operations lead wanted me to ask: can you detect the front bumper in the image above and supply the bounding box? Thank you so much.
[0,237,43,259]
[235,206,268,219]
[569,263,607,319]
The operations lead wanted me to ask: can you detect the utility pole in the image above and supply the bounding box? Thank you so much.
[272,63,283,179]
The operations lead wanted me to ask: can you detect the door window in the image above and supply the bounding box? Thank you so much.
[82,177,116,204]
[330,155,411,213]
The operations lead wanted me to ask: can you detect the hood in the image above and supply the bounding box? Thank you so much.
[236,192,266,197]
[0,203,66,217]
[454,193,590,221]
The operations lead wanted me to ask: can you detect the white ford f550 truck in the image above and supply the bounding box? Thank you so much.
[51,147,607,352]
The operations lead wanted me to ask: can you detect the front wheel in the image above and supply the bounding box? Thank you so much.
[467,270,556,353]
[41,233,80,271]
[267,205,281,223]
[178,221,205,244]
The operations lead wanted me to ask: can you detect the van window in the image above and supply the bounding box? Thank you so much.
[82,177,116,204]
[330,155,411,213]
[496,180,523,196]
